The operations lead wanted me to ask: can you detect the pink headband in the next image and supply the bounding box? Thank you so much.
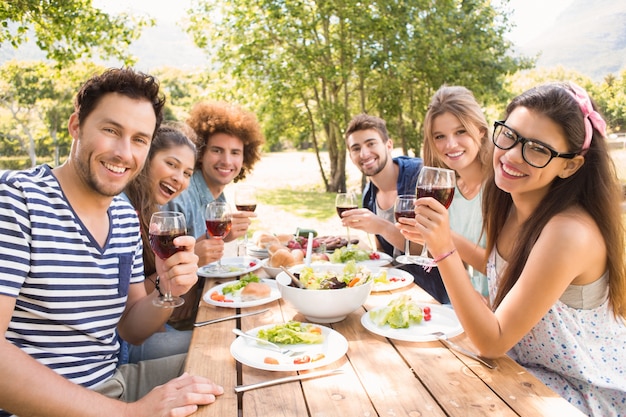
[568,83,606,151]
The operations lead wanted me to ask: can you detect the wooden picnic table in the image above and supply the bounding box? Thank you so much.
[184,264,585,417]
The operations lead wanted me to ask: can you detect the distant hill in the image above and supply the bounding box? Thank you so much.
[518,0,626,81]
[2,1,626,80]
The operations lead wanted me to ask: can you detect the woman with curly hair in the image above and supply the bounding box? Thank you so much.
[165,101,265,324]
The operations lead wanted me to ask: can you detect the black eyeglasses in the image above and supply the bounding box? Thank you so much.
[492,121,578,168]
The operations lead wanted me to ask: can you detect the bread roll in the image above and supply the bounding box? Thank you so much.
[291,249,305,263]
[269,248,296,267]
[257,234,280,249]
[275,234,294,245]
[241,281,271,301]
[267,243,285,257]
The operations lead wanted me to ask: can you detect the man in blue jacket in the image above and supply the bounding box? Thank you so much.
[342,114,449,303]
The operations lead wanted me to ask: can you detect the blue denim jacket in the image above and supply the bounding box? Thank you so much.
[362,156,423,256]
[163,170,226,239]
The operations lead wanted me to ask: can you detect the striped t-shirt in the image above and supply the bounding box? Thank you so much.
[0,165,144,390]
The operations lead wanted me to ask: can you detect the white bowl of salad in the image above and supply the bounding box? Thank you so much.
[276,262,374,323]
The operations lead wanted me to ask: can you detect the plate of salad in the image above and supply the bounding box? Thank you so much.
[361,294,463,342]
[197,256,262,278]
[203,275,281,308]
[230,321,349,371]
[328,247,392,267]
[371,268,414,292]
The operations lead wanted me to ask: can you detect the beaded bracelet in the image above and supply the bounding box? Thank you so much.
[153,275,164,297]
[433,248,457,263]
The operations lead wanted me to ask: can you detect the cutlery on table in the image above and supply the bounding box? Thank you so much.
[430,331,497,369]
[232,328,305,357]
[279,266,304,288]
[234,369,344,393]
[193,308,269,327]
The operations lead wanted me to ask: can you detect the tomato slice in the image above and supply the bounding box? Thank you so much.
[293,355,311,364]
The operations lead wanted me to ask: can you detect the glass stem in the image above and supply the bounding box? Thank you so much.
[404,239,411,256]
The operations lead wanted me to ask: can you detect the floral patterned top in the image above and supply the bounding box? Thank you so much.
[488,250,626,417]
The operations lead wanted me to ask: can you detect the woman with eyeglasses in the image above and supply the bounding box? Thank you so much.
[399,82,626,416]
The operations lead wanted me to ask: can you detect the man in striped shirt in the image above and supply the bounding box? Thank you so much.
[0,68,223,417]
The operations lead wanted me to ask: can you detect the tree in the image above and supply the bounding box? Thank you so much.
[0,60,105,167]
[1,0,152,65]
[186,0,530,192]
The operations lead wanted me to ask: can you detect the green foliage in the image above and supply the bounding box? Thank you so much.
[0,60,105,166]
[1,0,152,65]
[186,0,531,191]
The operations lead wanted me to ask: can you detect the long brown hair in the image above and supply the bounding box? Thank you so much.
[422,85,490,170]
[483,82,626,319]
[124,123,197,276]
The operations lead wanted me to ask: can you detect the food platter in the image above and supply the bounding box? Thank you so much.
[230,323,348,371]
[355,252,393,267]
[197,256,262,278]
[371,268,414,292]
[329,251,393,268]
[202,279,281,308]
[361,303,463,342]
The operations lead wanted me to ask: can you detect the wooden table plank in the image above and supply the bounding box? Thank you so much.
[185,263,586,417]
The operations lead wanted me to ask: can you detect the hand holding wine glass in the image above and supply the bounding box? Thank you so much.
[149,211,186,308]
[394,195,417,264]
[335,192,358,246]
[204,201,233,272]
[409,167,455,268]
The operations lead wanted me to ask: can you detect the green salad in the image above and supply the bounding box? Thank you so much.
[369,294,424,328]
[257,321,324,344]
[297,261,372,289]
[221,273,260,295]
[329,246,371,263]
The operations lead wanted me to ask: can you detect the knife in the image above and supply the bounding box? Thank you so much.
[439,338,497,369]
[234,369,343,393]
[193,308,269,327]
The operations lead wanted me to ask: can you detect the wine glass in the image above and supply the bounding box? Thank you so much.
[408,166,456,268]
[335,192,358,247]
[394,195,417,264]
[234,185,257,254]
[204,201,233,272]
[149,211,186,308]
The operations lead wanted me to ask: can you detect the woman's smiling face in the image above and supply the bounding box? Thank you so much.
[149,144,196,205]
[493,107,573,201]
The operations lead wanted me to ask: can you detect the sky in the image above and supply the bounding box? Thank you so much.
[94,0,576,48]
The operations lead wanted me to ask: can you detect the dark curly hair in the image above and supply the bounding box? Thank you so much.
[187,101,265,181]
[74,67,166,135]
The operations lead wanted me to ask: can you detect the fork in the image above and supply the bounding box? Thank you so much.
[429,331,497,369]
[232,329,305,357]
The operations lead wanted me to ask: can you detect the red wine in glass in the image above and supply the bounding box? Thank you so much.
[235,204,257,212]
[394,209,416,221]
[417,186,455,209]
[149,230,186,260]
[336,205,357,218]
[205,218,233,238]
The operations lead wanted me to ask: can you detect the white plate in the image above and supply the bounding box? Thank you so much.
[247,244,269,259]
[329,251,393,268]
[197,256,262,278]
[230,323,348,371]
[361,303,463,342]
[260,258,282,278]
[203,279,281,308]
[371,268,414,292]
